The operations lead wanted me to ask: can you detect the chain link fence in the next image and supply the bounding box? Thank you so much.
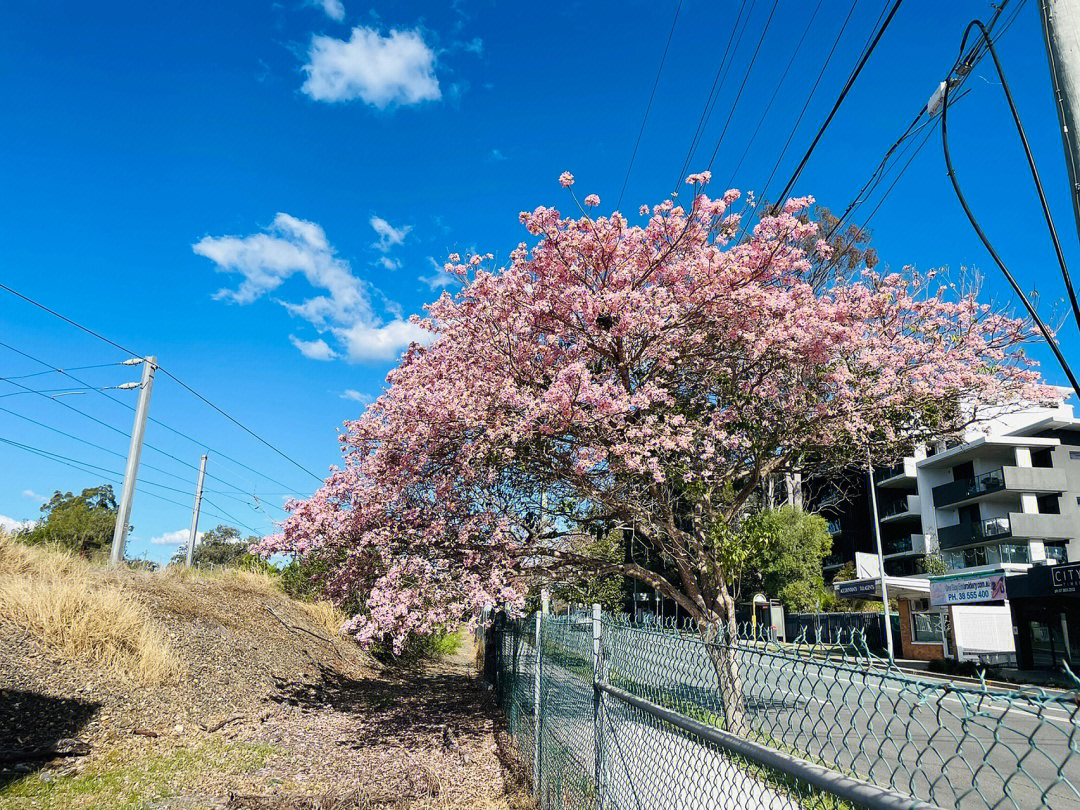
[491,609,1080,810]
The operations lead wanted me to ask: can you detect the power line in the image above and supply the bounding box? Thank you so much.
[755,0,862,205]
[0,281,324,483]
[0,362,123,382]
[722,0,825,191]
[617,0,683,211]
[0,435,262,534]
[0,338,300,505]
[821,0,1018,242]
[941,19,1080,400]
[704,0,782,173]
[673,0,754,192]
[770,0,906,211]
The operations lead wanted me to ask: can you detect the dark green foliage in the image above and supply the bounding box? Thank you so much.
[18,486,120,556]
[169,524,260,569]
[738,506,832,612]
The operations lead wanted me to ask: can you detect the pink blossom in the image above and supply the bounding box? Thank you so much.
[558,172,574,188]
[584,194,600,207]
[264,182,1056,650]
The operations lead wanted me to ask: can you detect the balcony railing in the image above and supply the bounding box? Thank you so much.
[932,467,1006,508]
[883,537,913,556]
[937,516,1012,550]
[881,495,920,520]
[826,519,842,536]
[823,554,844,569]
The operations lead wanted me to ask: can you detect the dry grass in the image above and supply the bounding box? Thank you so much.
[0,536,182,685]
[300,599,347,638]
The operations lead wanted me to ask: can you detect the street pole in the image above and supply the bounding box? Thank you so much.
[108,356,156,567]
[1041,0,1080,244]
[184,454,207,567]
[867,449,895,662]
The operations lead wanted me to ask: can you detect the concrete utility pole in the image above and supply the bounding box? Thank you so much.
[108,356,156,567]
[867,450,895,663]
[1041,0,1080,243]
[184,454,208,567]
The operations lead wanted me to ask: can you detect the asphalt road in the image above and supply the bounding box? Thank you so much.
[535,625,1080,810]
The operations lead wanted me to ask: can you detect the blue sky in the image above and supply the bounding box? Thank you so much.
[1,0,1077,562]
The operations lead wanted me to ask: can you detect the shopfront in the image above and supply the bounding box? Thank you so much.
[1002,561,1080,669]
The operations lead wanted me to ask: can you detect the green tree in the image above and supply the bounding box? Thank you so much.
[170,524,259,568]
[736,506,832,612]
[19,485,121,556]
[549,531,626,613]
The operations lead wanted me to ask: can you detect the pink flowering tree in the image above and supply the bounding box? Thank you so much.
[259,172,1053,729]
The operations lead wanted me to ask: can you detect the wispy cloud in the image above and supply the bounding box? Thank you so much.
[489,148,506,161]
[289,334,338,360]
[316,0,345,21]
[301,26,441,108]
[419,257,459,291]
[370,216,411,252]
[150,528,205,547]
[194,214,427,363]
[340,389,374,404]
[22,489,47,503]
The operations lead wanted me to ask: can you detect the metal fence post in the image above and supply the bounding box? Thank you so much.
[533,611,543,799]
[592,602,603,808]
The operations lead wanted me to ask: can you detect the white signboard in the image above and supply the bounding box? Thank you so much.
[855,551,880,579]
[930,574,1006,607]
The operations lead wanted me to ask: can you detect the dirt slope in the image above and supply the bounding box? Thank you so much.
[0,548,529,809]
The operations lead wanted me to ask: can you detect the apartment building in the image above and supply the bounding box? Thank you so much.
[834,393,1080,670]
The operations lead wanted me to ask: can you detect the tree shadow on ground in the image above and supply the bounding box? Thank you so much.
[0,689,99,787]
[271,662,495,749]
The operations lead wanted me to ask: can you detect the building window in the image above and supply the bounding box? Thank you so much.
[1032,448,1054,468]
[1037,493,1061,515]
[910,603,943,644]
[1070,451,1080,460]
[1046,543,1069,564]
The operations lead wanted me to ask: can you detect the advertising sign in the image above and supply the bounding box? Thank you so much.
[1051,561,1080,595]
[930,574,1006,606]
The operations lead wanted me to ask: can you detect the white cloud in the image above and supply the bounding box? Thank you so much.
[301,26,441,108]
[370,216,411,252]
[150,528,205,547]
[22,489,47,503]
[420,257,459,290]
[489,148,506,161]
[340,389,374,404]
[377,256,402,271]
[195,214,428,363]
[317,0,345,21]
[463,37,483,55]
[0,515,31,534]
[333,318,429,363]
[289,334,338,360]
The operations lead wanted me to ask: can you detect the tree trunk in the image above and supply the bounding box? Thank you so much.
[702,590,748,736]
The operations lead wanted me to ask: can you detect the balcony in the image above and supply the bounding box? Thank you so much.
[938,517,1012,550]
[937,512,1074,550]
[877,457,917,488]
[883,533,926,558]
[931,466,1067,508]
[880,494,921,523]
[826,519,842,536]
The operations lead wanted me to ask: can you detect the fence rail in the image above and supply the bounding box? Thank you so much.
[491,608,1080,810]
